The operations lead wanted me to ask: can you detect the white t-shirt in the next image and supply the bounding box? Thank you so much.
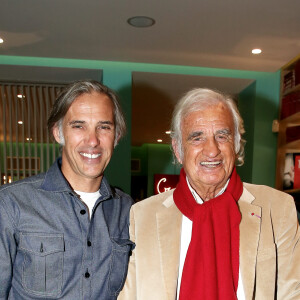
[75,190,101,219]
[176,178,245,300]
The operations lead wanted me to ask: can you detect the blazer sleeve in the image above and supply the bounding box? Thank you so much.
[118,207,137,300]
[276,195,300,300]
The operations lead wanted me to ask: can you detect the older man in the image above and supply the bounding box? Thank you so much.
[0,80,134,299]
[119,88,300,300]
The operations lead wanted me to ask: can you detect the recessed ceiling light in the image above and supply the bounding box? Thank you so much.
[18,121,23,125]
[26,137,32,141]
[252,48,262,54]
[17,94,25,99]
[127,16,155,28]
[165,131,171,134]
[157,139,163,143]
[0,38,3,44]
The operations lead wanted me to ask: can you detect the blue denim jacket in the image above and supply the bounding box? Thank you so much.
[0,158,134,299]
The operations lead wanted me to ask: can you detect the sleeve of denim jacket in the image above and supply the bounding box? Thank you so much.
[0,198,17,299]
[276,195,300,300]
[118,207,136,300]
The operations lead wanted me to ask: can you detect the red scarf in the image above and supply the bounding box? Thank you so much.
[174,167,243,300]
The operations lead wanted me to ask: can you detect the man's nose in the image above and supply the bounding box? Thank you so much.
[202,137,220,157]
[86,130,100,147]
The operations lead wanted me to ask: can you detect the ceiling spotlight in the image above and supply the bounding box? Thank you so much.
[252,49,262,54]
[0,38,3,44]
[17,94,25,99]
[18,121,23,125]
[165,131,171,134]
[157,139,163,143]
[26,137,32,141]
[127,16,155,28]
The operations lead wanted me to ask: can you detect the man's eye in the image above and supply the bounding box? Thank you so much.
[99,125,111,130]
[216,135,229,142]
[72,125,83,129]
[192,136,204,142]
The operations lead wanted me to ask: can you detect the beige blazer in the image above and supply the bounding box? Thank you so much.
[119,183,300,300]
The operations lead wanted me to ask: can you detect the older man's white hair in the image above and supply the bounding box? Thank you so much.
[171,88,246,166]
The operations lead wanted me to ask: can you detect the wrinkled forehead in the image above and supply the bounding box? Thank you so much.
[182,100,234,124]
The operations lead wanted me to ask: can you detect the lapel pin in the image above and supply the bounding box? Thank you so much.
[251,212,261,219]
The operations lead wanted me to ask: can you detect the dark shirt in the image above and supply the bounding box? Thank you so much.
[0,158,134,299]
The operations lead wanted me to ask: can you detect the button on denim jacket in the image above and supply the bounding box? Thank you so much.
[0,158,134,299]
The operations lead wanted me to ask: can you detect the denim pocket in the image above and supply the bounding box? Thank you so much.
[108,238,135,296]
[19,232,64,298]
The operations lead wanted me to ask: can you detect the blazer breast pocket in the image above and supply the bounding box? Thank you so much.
[19,232,65,298]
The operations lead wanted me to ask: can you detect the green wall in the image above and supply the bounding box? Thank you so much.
[131,145,149,177]
[252,72,281,185]
[237,71,280,186]
[102,69,132,190]
[0,55,281,192]
[238,82,256,183]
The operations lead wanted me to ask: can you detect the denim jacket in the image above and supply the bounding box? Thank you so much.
[0,158,134,300]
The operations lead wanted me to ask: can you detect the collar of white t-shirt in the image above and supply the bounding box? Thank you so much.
[75,190,101,219]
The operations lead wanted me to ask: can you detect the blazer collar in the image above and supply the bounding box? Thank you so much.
[238,185,262,300]
[156,192,182,300]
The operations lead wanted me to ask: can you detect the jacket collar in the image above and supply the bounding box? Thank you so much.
[157,191,182,300]
[39,157,114,198]
[238,185,262,300]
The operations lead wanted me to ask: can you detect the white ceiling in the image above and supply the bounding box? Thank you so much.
[1,0,300,145]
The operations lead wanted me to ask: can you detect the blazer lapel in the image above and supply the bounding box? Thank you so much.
[238,186,262,300]
[156,194,182,300]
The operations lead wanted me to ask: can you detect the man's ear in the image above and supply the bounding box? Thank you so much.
[172,139,183,164]
[52,125,62,144]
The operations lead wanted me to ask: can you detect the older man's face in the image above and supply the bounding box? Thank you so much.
[174,103,236,197]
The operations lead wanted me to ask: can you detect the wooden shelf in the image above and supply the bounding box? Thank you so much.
[275,55,300,191]
[280,139,300,153]
[283,83,300,96]
[280,111,300,127]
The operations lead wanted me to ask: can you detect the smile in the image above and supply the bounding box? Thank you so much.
[200,161,221,167]
[80,152,101,159]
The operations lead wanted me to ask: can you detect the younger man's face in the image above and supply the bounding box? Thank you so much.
[53,91,115,190]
